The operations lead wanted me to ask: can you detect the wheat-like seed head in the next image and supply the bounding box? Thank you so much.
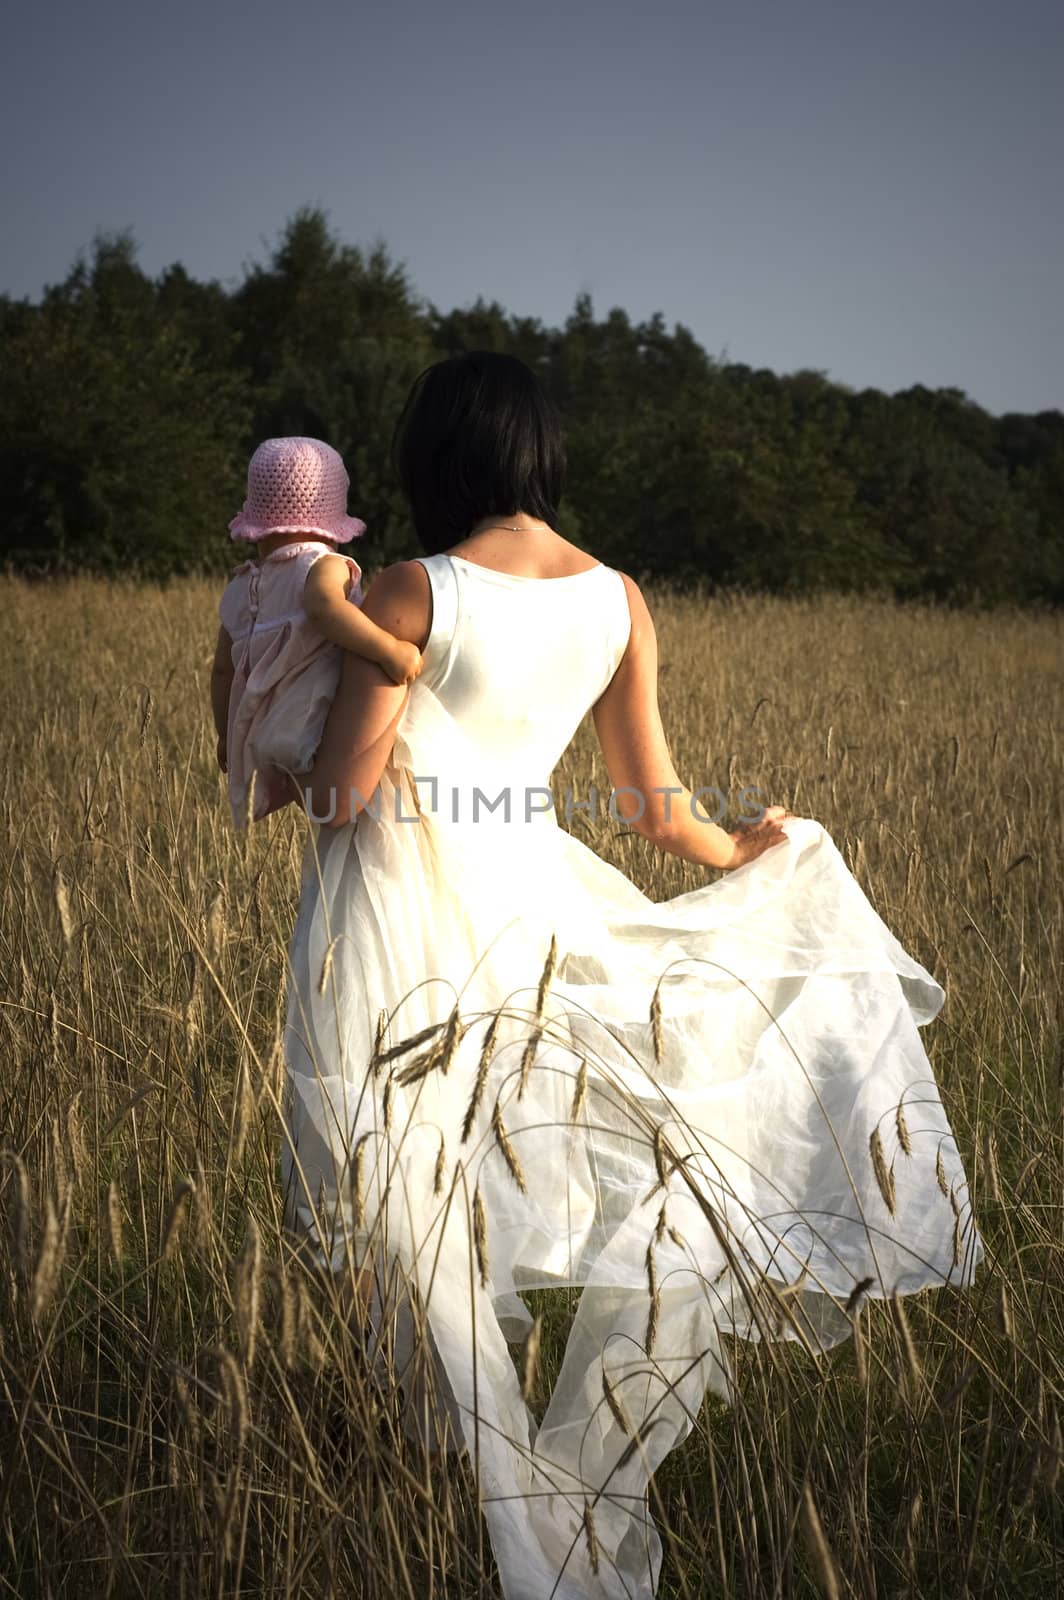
[602,1369,633,1437]
[215,1344,250,1457]
[535,934,557,1020]
[29,1190,67,1323]
[491,1101,528,1194]
[48,1116,70,1210]
[645,1242,660,1355]
[800,1482,842,1600]
[461,1013,500,1143]
[373,1007,389,1062]
[473,1187,489,1289]
[317,937,340,996]
[138,688,154,746]
[870,1127,897,1215]
[570,1058,588,1122]
[191,1159,211,1252]
[53,866,73,949]
[235,1212,263,1368]
[653,1123,670,1191]
[852,1307,868,1387]
[650,984,664,1066]
[206,887,227,958]
[895,1099,913,1156]
[438,1009,466,1076]
[982,1129,1003,1205]
[349,1133,371,1231]
[891,1293,924,1403]
[232,1059,254,1165]
[276,1262,298,1370]
[4,1152,34,1277]
[582,1500,600,1576]
[123,854,138,911]
[160,1180,195,1261]
[294,1275,325,1370]
[65,1093,88,1189]
[517,1025,543,1101]
[172,1371,200,1452]
[105,1178,124,1263]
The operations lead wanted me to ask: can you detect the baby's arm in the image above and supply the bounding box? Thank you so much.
[210,625,235,771]
[304,554,422,685]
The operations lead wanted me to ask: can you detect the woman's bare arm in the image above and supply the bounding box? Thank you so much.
[304,554,423,685]
[304,561,432,826]
[592,575,790,870]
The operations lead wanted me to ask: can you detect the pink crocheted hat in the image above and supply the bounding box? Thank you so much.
[228,436,367,544]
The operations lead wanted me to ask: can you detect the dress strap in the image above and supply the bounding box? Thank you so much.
[413,555,460,689]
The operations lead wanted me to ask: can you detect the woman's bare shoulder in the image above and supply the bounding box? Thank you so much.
[360,560,432,647]
[613,570,655,642]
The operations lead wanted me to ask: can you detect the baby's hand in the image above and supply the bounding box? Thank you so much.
[383,641,423,686]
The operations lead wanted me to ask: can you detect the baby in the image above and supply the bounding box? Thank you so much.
[210,436,421,827]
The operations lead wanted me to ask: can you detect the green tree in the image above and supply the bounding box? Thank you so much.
[843,388,1036,602]
[0,232,250,574]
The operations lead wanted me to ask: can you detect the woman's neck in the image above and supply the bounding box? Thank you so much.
[467,513,553,539]
[448,517,599,579]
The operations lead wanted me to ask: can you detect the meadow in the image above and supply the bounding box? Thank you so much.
[0,573,1061,1598]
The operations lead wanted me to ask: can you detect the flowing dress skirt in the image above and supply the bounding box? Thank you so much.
[282,680,982,1600]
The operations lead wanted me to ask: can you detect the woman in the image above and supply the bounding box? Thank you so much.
[281,353,981,1600]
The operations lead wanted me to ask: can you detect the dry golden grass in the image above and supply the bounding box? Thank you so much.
[0,573,1061,1597]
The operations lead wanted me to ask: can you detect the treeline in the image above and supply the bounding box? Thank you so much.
[2,208,1061,603]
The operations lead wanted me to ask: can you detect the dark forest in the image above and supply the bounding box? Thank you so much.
[3,208,1060,603]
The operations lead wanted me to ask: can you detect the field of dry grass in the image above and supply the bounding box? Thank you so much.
[0,573,1061,1597]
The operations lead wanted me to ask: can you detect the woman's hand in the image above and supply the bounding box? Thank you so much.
[722,805,792,869]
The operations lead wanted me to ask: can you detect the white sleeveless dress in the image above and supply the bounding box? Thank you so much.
[282,553,982,1600]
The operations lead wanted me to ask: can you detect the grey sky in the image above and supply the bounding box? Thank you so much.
[4,0,1061,414]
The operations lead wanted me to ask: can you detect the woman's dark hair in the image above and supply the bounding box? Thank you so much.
[391,352,566,554]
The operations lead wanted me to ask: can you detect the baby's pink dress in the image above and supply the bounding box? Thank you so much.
[219,540,363,826]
